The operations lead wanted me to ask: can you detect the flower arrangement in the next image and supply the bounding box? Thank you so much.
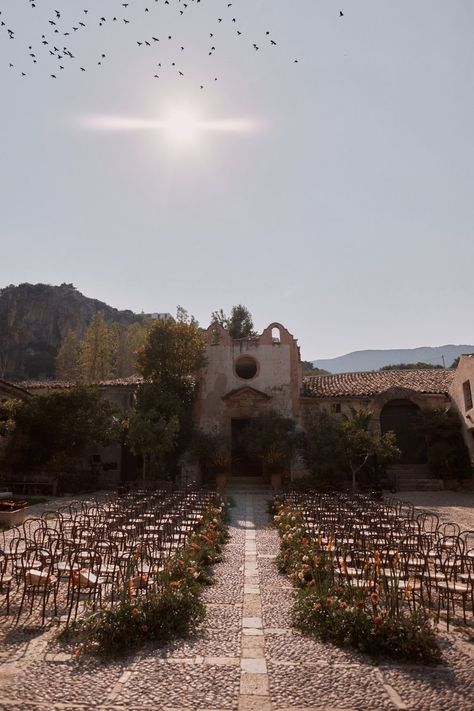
[273,498,441,664]
[63,500,229,657]
[0,499,28,512]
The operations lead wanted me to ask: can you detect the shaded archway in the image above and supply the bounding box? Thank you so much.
[380,399,427,464]
[231,418,262,477]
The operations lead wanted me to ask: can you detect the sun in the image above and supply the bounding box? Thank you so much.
[162,107,201,146]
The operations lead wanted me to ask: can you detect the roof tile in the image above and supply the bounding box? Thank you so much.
[302,369,455,398]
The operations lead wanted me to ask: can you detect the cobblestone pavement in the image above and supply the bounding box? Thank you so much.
[0,488,473,710]
[394,490,474,530]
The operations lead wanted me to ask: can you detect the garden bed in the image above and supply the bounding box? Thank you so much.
[0,499,29,527]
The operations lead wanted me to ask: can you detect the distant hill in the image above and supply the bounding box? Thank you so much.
[0,283,141,381]
[313,345,474,374]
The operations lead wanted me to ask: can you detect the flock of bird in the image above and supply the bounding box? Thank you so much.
[1,0,345,88]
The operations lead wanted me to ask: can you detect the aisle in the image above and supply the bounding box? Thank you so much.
[1,490,473,710]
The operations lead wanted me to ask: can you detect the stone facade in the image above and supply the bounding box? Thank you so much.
[449,355,474,466]
[197,322,302,435]
[3,326,473,488]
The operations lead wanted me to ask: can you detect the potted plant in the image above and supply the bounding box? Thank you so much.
[241,410,296,489]
[191,429,231,491]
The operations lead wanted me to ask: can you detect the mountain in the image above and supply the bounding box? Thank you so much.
[313,345,474,374]
[0,283,141,381]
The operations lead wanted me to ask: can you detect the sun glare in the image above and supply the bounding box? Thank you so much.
[162,108,200,146]
[79,110,260,151]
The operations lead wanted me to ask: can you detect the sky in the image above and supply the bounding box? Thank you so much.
[1,0,473,361]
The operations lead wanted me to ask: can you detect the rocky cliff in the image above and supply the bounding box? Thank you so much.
[0,283,140,380]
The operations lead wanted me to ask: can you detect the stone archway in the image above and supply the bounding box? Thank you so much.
[380,399,427,464]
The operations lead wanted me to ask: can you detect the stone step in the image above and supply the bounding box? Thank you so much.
[388,465,434,480]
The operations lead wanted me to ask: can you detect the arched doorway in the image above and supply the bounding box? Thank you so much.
[380,399,427,464]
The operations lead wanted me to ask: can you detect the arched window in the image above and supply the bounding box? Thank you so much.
[271,327,281,344]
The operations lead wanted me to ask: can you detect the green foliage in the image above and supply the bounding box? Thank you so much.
[301,361,330,375]
[116,320,152,377]
[273,501,441,664]
[78,313,117,383]
[131,310,206,478]
[0,386,119,472]
[55,328,79,380]
[240,410,296,475]
[125,383,181,479]
[380,363,443,371]
[303,408,400,491]
[136,312,206,386]
[421,407,472,483]
[64,502,228,657]
[293,589,440,663]
[68,585,206,657]
[191,429,232,477]
[211,305,256,339]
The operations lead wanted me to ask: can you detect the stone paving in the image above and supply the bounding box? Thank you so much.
[394,490,474,531]
[0,487,473,710]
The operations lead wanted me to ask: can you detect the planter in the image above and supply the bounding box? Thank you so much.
[0,506,29,527]
[270,472,283,490]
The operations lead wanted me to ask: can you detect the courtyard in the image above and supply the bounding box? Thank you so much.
[0,486,473,711]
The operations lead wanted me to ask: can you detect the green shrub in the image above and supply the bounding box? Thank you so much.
[62,500,228,657]
[70,584,205,657]
[293,587,441,663]
[273,498,442,664]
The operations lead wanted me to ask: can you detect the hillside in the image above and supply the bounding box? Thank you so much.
[0,283,141,381]
[313,345,474,374]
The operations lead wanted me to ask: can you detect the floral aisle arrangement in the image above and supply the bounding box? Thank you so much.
[273,498,441,663]
[0,499,28,511]
[65,499,229,657]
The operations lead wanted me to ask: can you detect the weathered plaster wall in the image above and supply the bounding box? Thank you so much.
[449,355,474,465]
[198,322,302,435]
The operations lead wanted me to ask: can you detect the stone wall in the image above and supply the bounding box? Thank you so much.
[197,322,302,437]
[449,355,474,466]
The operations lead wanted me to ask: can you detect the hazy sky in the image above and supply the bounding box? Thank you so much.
[1,0,473,360]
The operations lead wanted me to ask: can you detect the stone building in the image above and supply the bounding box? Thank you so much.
[196,322,303,477]
[3,323,473,489]
[449,355,474,466]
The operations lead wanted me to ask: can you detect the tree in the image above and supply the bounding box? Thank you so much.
[0,386,120,472]
[301,361,330,376]
[450,357,460,369]
[240,410,296,475]
[55,328,80,380]
[303,408,400,492]
[338,409,400,493]
[420,407,472,484]
[210,305,256,339]
[136,312,206,386]
[380,363,443,371]
[78,313,118,383]
[125,384,180,481]
[132,308,207,479]
[113,321,151,378]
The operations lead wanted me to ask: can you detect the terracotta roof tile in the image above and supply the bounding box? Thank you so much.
[302,369,455,398]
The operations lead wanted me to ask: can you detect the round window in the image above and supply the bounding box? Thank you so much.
[235,356,258,380]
